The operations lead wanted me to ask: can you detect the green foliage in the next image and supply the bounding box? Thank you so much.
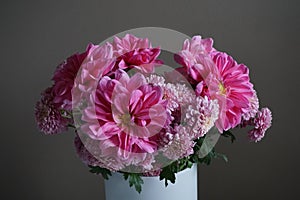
[88,133,233,193]
[88,165,112,180]
[123,173,144,193]
[221,130,236,143]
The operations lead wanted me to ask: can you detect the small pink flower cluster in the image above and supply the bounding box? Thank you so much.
[35,33,272,174]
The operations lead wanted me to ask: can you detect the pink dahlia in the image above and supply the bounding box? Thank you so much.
[35,87,70,135]
[248,107,272,142]
[112,34,163,73]
[72,43,116,107]
[174,36,215,82]
[176,36,255,132]
[75,43,115,93]
[209,52,254,132]
[81,70,169,159]
[52,44,92,110]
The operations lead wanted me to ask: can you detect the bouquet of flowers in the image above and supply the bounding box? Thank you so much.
[35,33,272,193]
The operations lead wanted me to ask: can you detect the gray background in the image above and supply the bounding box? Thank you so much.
[1,0,299,199]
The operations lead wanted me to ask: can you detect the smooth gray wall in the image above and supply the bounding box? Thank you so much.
[1,0,299,199]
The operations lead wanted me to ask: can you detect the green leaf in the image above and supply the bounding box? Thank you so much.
[222,130,236,143]
[215,152,228,162]
[88,166,112,180]
[123,173,144,193]
[159,165,176,187]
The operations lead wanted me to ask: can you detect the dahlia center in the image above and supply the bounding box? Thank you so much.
[119,113,132,126]
[218,82,226,95]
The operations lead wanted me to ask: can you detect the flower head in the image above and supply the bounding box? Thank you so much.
[80,70,169,170]
[35,87,70,135]
[248,107,272,142]
[162,126,195,160]
[113,34,163,73]
[176,36,255,133]
[209,52,254,132]
[52,44,92,110]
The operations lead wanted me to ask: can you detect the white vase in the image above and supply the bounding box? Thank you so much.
[104,165,198,200]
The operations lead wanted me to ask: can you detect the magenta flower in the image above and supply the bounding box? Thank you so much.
[52,44,92,110]
[112,34,163,73]
[81,70,169,161]
[176,36,255,132]
[35,87,70,135]
[209,52,254,132]
[174,36,215,82]
[248,107,272,142]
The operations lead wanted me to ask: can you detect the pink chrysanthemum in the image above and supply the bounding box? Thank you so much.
[52,44,92,110]
[112,34,163,73]
[74,134,100,166]
[184,96,219,138]
[242,90,259,121]
[248,107,272,142]
[162,126,195,160]
[74,134,125,171]
[35,87,70,135]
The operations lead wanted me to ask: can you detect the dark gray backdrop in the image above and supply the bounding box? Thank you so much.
[1,0,299,199]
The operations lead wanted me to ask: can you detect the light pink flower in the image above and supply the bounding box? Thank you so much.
[248,107,272,142]
[35,87,70,135]
[52,44,92,110]
[162,126,195,160]
[113,34,150,57]
[72,43,116,107]
[242,90,259,121]
[174,35,214,81]
[184,96,219,138]
[74,134,100,166]
[74,134,124,171]
[75,43,115,93]
[112,34,163,73]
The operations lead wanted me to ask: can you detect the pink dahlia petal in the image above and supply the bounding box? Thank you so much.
[176,35,214,70]
[112,34,162,73]
[113,34,150,57]
[73,43,116,106]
